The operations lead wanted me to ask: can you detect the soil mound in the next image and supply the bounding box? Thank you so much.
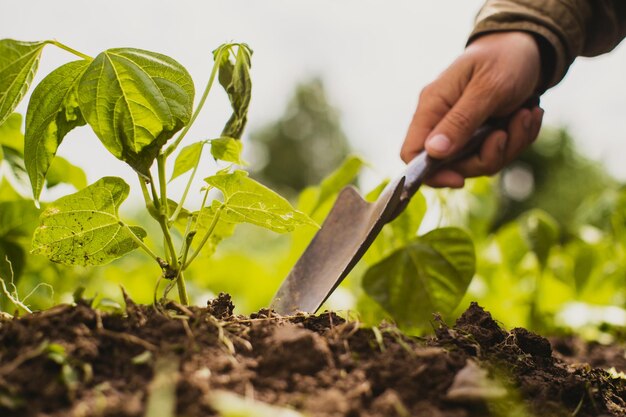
[0,296,624,416]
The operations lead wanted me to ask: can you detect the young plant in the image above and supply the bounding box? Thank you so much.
[0,39,315,305]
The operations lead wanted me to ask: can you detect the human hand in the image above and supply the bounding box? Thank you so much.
[400,31,545,188]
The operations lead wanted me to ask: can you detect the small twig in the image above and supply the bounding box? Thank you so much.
[98,328,157,351]
[0,278,31,314]
[181,318,194,341]
[95,310,157,351]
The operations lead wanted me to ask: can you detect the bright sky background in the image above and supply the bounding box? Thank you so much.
[3,0,626,205]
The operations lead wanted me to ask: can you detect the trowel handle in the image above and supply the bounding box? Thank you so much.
[392,95,540,220]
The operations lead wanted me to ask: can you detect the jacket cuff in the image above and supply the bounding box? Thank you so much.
[469,21,568,90]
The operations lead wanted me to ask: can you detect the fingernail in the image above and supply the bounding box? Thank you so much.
[426,134,451,153]
[522,111,532,130]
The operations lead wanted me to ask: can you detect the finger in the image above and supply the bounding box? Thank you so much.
[501,108,533,164]
[424,169,465,188]
[446,105,540,178]
[424,83,499,159]
[441,129,509,178]
[401,90,457,163]
[401,65,473,163]
[528,106,544,144]
[421,107,543,187]
[500,106,543,164]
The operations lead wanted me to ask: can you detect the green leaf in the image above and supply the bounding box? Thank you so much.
[32,176,147,266]
[210,137,244,164]
[0,240,24,280]
[0,200,40,280]
[298,155,364,216]
[215,44,252,139]
[363,227,475,329]
[519,209,559,269]
[24,60,89,201]
[0,200,40,238]
[45,156,88,191]
[191,201,236,258]
[205,170,316,233]
[0,40,48,125]
[78,48,195,176]
[2,147,29,191]
[0,179,23,202]
[365,180,427,263]
[170,141,204,182]
[0,113,24,153]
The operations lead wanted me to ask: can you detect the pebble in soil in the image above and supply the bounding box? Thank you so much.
[0,296,624,417]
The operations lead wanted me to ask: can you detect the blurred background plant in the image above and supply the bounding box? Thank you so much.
[248,78,351,198]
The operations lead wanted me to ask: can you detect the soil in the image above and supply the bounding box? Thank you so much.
[0,294,625,417]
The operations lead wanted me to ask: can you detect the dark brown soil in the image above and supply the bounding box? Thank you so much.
[0,295,625,417]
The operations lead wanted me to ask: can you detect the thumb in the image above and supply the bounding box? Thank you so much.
[425,87,496,159]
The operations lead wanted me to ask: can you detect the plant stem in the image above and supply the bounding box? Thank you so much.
[157,154,169,218]
[155,157,189,304]
[183,204,224,270]
[138,175,160,220]
[122,223,160,263]
[49,40,93,61]
[175,271,189,306]
[147,173,161,212]
[164,48,226,158]
[170,144,205,223]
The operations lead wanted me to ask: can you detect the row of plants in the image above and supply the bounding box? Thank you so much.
[2,37,625,338]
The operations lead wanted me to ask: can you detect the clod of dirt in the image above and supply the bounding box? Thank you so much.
[206,292,235,319]
[445,302,507,352]
[258,323,334,376]
[511,327,552,358]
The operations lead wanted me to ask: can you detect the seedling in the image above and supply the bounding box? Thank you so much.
[0,39,315,304]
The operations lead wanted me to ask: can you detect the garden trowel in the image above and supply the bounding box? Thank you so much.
[271,99,538,315]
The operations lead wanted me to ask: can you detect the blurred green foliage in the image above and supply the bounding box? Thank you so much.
[450,127,626,333]
[494,127,615,232]
[250,78,351,197]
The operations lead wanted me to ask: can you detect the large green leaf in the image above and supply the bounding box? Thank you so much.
[24,60,89,201]
[0,112,24,153]
[0,113,27,189]
[297,155,364,216]
[45,156,87,191]
[205,170,316,233]
[191,200,236,258]
[32,176,147,266]
[365,180,427,263]
[0,40,48,125]
[363,227,475,329]
[170,141,204,182]
[215,44,252,139]
[78,48,194,176]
